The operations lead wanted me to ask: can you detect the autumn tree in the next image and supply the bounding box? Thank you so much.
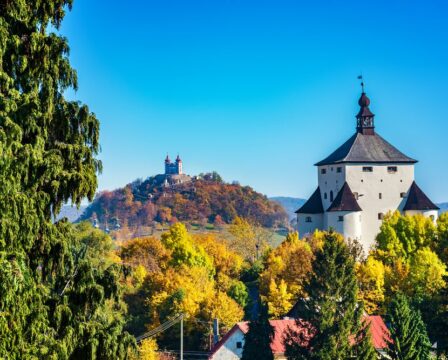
[284,231,375,359]
[0,1,133,358]
[260,232,313,316]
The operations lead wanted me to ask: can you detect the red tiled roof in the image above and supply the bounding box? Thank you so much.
[366,315,390,349]
[209,315,390,358]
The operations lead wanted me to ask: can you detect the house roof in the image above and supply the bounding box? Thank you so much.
[327,182,362,212]
[209,319,310,358]
[403,181,439,211]
[295,187,324,214]
[315,132,417,166]
[209,316,390,359]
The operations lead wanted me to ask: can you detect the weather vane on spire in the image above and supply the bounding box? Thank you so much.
[357,74,365,93]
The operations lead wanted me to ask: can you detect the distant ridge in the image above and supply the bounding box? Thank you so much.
[270,197,306,220]
[56,205,87,223]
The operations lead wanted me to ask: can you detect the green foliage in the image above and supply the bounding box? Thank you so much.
[353,321,377,360]
[386,293,431,360]
[284,231,367,359]
[376,212,436,264]
[242,302,275,360]
[160,223,214,275]
[0,1,133,358]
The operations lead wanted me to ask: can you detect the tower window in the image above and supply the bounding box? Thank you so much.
[400,192,406,198]
[353,192,359,200]
[236,342,242,349]
[305,216,312,223]
[362,166,373,172]
[337,167,342,173]
[338,216,344,222]
[388,166,398,173]
[324,192,328,200]
[330,191,334,202]
[378,213,384,220]
[379,193,382,199]
[321,168,327,174]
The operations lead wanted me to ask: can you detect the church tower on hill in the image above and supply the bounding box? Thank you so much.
[164,154,183,175]
[296,90,439,251]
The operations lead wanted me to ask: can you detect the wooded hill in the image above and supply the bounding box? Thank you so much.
[79,173,288,228]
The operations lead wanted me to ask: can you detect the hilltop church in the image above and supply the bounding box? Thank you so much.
[296,91,439,250]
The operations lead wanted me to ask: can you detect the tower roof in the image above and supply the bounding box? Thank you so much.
[165,154,171,163]
[403,181,439,211]
[176,154,182,162]
[316,90,417,166]
[327,182,362,212]
[315,132,417,166]
[295,187,324,214]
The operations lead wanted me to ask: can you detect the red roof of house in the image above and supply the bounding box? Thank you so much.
[209,315,389,358]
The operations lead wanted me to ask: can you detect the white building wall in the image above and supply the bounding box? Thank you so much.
[318,165,346,211]
[297,213,323,237]
[210,329,244,360]
[326,211,362,241]
[345,164,414,250]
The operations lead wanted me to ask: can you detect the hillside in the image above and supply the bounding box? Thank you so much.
[80,173,288,229]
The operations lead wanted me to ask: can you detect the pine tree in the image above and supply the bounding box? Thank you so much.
[0,1,133,358]
[284,231,376,359]
[386,293,431,360]
[354,320,377,360]
[242,301,275,360]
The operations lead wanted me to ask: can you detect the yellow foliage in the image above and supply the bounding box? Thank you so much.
[201,291,244,329]
[132,264,148,288]
[260,233,313,305]
[409,247,447,295]
[356,257,385,313]
[265,279,293,317]
[147,266,215,323]
[193,233,244,278]
[138,338,159,360]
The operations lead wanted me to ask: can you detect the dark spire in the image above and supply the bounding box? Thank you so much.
[176,154,182,162]
[356,91,375,135]
[165,154,170,163]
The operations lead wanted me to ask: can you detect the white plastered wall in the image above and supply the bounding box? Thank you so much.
[326,211,362,241]
[317,163,415,251]
[297,213,324,237]
[210,328,244,360]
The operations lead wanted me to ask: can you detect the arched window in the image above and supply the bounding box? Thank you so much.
[330,191,334,202]
[324,192,327,200]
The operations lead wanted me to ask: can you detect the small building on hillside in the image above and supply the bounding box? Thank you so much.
[296,90,439,251]
[209,316,389,359]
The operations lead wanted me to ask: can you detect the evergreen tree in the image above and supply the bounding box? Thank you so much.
[0,1,133,358]
[242,301,275,360]
[284,231,376,360]
[386,293,431,360]
[353,320,377,360]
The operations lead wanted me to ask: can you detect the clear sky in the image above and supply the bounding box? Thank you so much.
[61,0,448,202]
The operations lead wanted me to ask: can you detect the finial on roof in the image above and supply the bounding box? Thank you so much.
[165,154,170,163]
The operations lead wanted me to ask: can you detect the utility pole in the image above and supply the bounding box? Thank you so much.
[180,314,184,360]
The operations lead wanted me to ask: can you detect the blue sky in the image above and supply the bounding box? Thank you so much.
[61,0,448,201]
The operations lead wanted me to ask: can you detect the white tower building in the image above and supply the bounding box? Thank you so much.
[296,91,439,251]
